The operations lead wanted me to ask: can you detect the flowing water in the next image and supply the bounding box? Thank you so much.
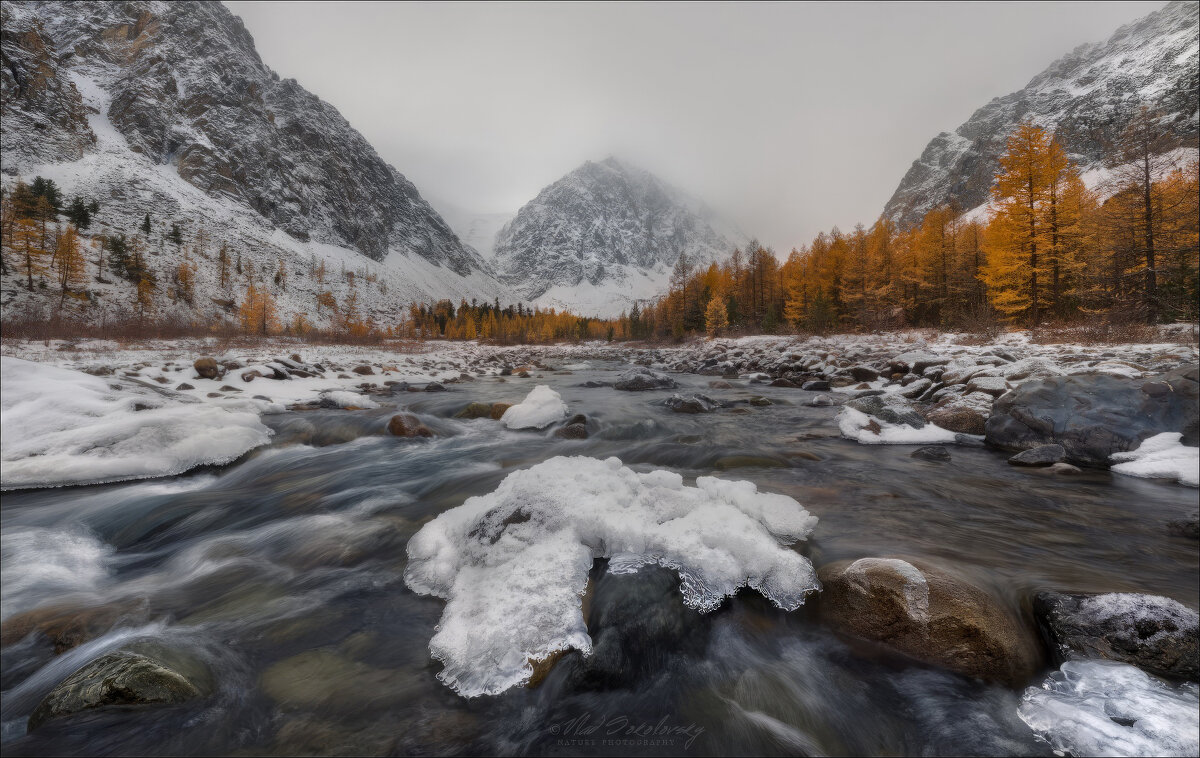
[2,362,1197,756]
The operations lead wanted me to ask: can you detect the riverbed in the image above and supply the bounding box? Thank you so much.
[1,337,1197,756]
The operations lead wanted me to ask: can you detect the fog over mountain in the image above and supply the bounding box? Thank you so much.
[227,0,1161,250]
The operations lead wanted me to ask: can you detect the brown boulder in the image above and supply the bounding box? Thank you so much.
[193,357,220,379]
[352,365,374,376]
[817,557,1041,686]
[489,403,513,420]
[388,414,433,438]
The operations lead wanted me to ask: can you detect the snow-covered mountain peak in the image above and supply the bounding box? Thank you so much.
[492,157,744,316]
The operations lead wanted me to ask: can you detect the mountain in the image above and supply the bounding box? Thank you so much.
[884,0,1199,228]
[1,0,502,325]
[492,158,743,317]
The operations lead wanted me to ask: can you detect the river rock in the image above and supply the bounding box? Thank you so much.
[849,366,879,382]
[454,402,493,420]
[846,395,925,429]
[1008,444,1066,466]
[614,367,677,391]
[817,557,1041,686]
[28,650,202,731]
[890,351,950,374]
[802,380,831,391]
[193,357,220,379]
[664,393,719,413]
[809,394,835,407]
[1033,592,1199,681]
[911,446,951,462]
[985,365,1199,466]
[424,382,446,392]
[388,414,433,438]
[488,402,512,420]
[770,378,798,388]
[176,383,194,391]
[708,380,733,389]
[965,375,1010,397]
[351,365,374,376]
[924,391,993,435]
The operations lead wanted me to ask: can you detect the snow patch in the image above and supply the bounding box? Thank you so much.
[0,357,271,489]
[837,407,957,445]
[499,385,568,429]
[403,455,819,697]
[1110,433,1199,487]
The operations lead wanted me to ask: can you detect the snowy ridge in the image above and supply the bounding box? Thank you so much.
[884,0,1199,227]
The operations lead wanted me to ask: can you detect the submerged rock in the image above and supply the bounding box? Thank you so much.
[454,402,493,420]
[29,650,202,731]
[1033,591,1199,681]
[817,557,1041,686]
[614,366,677,391]
[911,446,951,462]
[664,393,720,413]
[1167,513,1199,540]
[1008,444,1066,467]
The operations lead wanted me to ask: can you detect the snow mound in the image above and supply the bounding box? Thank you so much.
[319,390,379,409]
[837,407,957,445]
[1,357,271,490]
[1018,660,1200,757]
[499,384,568,429]
[403,455,819,697]
[1110,433,1199,487]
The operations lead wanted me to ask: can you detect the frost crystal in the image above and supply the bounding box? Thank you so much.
[404,455,818,697]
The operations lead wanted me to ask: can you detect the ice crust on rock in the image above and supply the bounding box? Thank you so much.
[1018,660,1200,757]
[318,390,379,409]
[403,455,819,697]
[0,357,271,489]
[1110,432,1199,487]
[499,384,568,429]
[837,406,957,445]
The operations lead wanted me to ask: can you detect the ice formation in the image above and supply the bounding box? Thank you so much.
[837,406,957,445]
[1110,433,1199,487]
[1018,660,1200,757]
[0,357,271,489]
[404,455,819,697]
[499,384,568,429]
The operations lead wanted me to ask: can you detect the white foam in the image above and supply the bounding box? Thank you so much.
[1019,660,1200,757]
[499,384,568,430]
[0,526,112,621]
[1,357,271,489]
[1110,432,1199,487]
[403,455,818,697]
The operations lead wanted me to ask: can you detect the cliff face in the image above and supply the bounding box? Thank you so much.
[884,0,1199,227]
[0,0,485,274]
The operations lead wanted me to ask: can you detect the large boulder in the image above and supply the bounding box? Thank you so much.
[388,414,433,438]
[817,557,1041,686]
[614,367,677,391]
[29,650,202,731]
[193,357,220,380]
[924,391,993,435]
[985,365,1199,466]
[1033,592,1199,681]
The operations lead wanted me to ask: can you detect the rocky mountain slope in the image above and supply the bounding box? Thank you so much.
[1,0,501,326]
[492,158,744,317]
[884,0,1199,227]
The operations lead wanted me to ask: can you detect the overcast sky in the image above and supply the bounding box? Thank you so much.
[226,1,1162,251]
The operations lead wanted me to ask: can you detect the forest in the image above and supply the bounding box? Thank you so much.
[1,110,1196,344]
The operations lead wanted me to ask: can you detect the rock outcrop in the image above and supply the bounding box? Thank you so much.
[985,365,1199,466]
